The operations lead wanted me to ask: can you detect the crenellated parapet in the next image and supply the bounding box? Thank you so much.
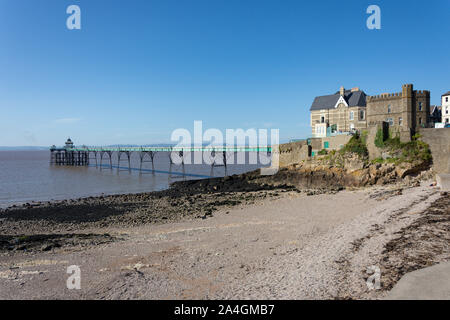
[415,90,430,97]
[366,92,402,102]
[367,89,430,102]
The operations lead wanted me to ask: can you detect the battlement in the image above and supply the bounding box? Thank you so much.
[415,90,430,97]
[367,92,402,102]
[366,87,430,102]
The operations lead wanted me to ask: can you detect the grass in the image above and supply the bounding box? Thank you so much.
[339,132,369,158]
[371,133,431,165]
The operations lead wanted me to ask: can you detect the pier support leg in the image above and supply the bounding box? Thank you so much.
[99,151,113,169]
[169,150,185,179]
[89,151,98,167]
[209,151,228,177]
[139,151,156,174]
[117,150,132,172]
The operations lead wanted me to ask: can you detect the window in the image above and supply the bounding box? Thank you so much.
[320,116,325,123]
[419,102,422,111]
[446,107,449,115]
[359,110,365,120]
[399,117,403,126]
[350,123,355,131]
[446,118,449,123]
[446,97,449,102]
[386,118,394,126]
[387,105,391,113]
[419,117,422,125]
[349,111,354,120]
[324,141,329,149]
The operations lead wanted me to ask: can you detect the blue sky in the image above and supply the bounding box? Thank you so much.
[0,0,449,146]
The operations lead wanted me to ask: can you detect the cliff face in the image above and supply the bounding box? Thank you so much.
[258,158,430,190]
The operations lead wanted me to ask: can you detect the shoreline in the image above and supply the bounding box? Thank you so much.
[0,165,432,238]
[0,170,302,236]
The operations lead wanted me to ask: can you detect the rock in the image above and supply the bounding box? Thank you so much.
[41,243,53,251]
[380,163,395,175]
[381,152,392,160]
[395,161,428,179]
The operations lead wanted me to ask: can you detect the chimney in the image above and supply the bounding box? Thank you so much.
[339,86,345,96]
[351,87,359,92]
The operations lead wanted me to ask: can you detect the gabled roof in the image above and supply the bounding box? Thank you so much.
[442,91,450,96]
[310,90,367,111]
[430,105,442,115]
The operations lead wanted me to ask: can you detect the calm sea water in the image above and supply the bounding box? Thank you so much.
[0,150,265,208]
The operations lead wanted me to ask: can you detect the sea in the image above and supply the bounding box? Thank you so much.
[0,150,266,208]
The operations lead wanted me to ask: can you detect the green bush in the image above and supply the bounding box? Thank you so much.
[317,149,328,155]
[373,133,431,165]
[374,128,385,148]
[340,132,369,158]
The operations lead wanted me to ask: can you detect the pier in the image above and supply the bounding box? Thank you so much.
[50,139,272,176]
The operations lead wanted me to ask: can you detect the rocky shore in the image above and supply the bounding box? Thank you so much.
[0,158,434,255]
[0,171,301,247]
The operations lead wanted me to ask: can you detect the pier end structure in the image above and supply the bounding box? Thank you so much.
[50,138,89,166]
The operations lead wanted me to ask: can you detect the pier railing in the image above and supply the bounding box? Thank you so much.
[59,146,272,152]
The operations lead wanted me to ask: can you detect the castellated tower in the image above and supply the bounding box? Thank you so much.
[402,84,414,130]
[366,83,430,140]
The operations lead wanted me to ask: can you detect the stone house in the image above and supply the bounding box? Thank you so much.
[310,86,367,137]
[442,91,450,124]
[310,83,431,141]
[366,84,430,134]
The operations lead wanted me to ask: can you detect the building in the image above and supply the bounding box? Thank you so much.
[429,105,442,126]
[366,84,430,133]
[64,138,74,149]
[310,86,367,137]
[442,91,450,124]
[309,83,432,143]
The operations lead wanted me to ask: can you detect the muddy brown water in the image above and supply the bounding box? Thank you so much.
[0,150,265,208]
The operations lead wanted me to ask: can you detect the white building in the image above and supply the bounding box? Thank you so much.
[442,91,450,124]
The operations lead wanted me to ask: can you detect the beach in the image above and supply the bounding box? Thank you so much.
[0,171,448,299]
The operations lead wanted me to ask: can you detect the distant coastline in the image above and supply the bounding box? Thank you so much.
[0,146,50,151]
[0,144,178,151]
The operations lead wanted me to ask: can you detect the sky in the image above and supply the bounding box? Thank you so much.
[0,0,449,146]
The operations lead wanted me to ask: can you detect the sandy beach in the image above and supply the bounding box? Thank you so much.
[0,175,448,299]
